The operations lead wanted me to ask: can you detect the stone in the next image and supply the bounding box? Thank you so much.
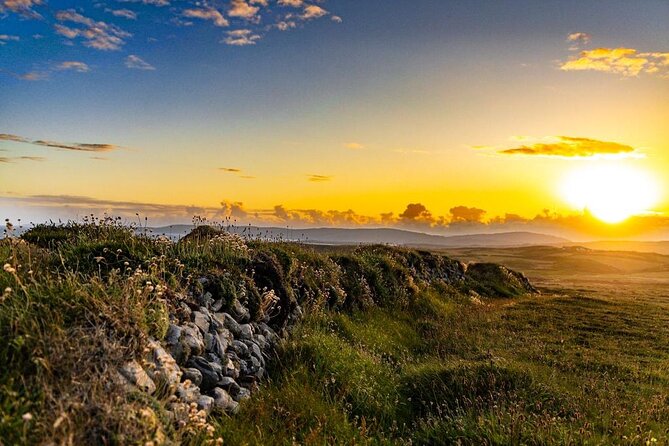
[212,387,239,414]
[222,356,240,379]
[147,339,181,390]
[233,387,251,402]
[197,395,215,415]
[255,367,265,380]
[120,360,156,394]
[238,324,253,340]
[254,334,267,350]
[210,333,228,359]
[244,340,263,360]
[232,300,250,323]
[231,340,250,358]
[204,333,215,352]
[165,324,182,345]
[192,310,210,334]
[218,313,241,337]
[211,299,224,312]
[188,356,222,391]
[181,368,203,387]
[218,376,241,396]
[199,291,215,308]
[181,323,205,357]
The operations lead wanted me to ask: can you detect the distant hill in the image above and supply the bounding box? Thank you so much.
[149,225,570,248]
[574,240,669,256]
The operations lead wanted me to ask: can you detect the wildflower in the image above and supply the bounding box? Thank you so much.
[3,263,16,274]
[94,257,104,263]
[4,287,11,294]
[22,412,33,422]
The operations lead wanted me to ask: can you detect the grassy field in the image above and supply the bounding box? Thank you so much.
[1,224,668,445]
[217,247,669,445]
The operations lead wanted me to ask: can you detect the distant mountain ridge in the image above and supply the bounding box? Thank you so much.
[150,225,571,248]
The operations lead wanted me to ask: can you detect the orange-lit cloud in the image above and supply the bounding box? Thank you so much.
[182,7,229,27]
[561,47,669,78]
[55,9,131,51]
[498,136,637,158]
[0,0,44,18]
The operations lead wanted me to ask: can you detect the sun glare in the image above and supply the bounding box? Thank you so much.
[560,164,660,224]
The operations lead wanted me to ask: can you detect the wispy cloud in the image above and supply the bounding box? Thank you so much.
[0,34,19,45]
[308,174,332,182]
[182,6,229,27]
[566,32,591,50]
[125,55,155,70]
[109,9,137,20]
[344,142,365,150]
[55,9,131,51]
[223,29,261,46]
[56,61,90,73]
[0,133,123,153]
[497,136,638,158]
[219,167,242,173]
[0,0,44,18]
[0,155,45,163]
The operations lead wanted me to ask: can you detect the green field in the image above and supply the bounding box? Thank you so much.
[1,226,668,445]
[217,247,669,445]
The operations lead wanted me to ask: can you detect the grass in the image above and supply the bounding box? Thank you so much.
[2,220,667,444]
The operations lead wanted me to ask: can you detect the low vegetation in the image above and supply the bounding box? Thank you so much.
[1,219,667,445]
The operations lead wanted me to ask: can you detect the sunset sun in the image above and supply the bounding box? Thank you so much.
[560,164,660,224]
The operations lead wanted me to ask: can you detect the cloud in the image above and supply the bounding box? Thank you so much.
[0,133,123,153]
[55,9,131,51]
[0,34,19,45]
[0,155,45,163]
[331,15,342,23]
[498,136,637,158]
[278,0,303,7]
[219,167,242,173]
[56,61,90,73]
[307,174,332,182]
[449,206,486,223]
[344,142,365,150]
[560,47,669,78]
[0,0,43,18]
[566,32,591,50]
[182,7,229,27]
[125,55,155,70]
[117,0,169,6]
[399,203,433,222]
[223,29,261,46]
[220,200,248,219]
[302,4,327,19]
[19,71,48,81]
[109,9,137,20]
[228,0,260,19]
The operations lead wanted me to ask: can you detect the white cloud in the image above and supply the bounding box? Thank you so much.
[223,29,262,46]
[125,55,155,70]
[109,9,137,20]
[302,4,327,19]
[56,61,90,73]
[228,0,259,19]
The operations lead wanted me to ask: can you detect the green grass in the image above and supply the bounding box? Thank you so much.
[2,221,666,445]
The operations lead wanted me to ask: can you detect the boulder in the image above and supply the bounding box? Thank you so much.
[212,387,239,414]
[119,360,156,394]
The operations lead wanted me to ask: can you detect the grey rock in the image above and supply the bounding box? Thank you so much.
[199,291,215,308]
[218,376,241,396]
[222,356,240,379]
[244,340,263,360]
[232,299,250,323]
[218,312,241,337]
[204,332,215,352]
[165,324,182,345]
[255,367,265,379]
[188,356,222,391]
[147,339,181,390]
[197,395,215,415]
[231,340,250,358]
[233,387,251,402]
[181,367,203,387]
[179,302,192,321]
[249,356,261,371]
[254,334,267,350]
[212,387,239,414]
[211,299,224,313]
[210,333,229,359]
[192,310,210,334]
[119,360,156,394]
[238,324,253,340]
[181,323,205,357]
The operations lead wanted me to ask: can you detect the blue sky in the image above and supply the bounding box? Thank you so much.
[1,0,668,238]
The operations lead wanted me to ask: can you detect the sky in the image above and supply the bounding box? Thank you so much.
[1,0,668,240]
